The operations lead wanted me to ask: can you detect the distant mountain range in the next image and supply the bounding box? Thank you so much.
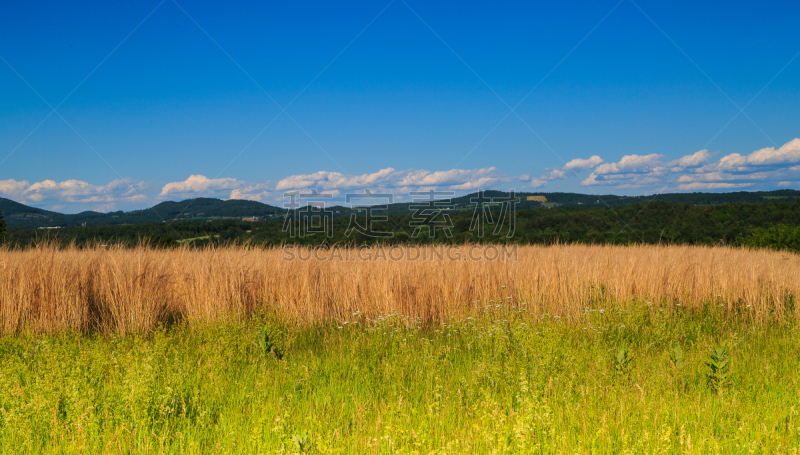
[0,198,286,229]
[2,189,799,230]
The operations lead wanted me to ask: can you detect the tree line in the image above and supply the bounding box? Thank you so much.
[4,199,800,252]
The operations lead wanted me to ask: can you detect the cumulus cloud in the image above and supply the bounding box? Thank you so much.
[670,149,711,168]
[160,175,238,198]
[675,139,800,190]
[154,167,513,206]
[675,182,754,191]
[0,178,148,212]
[0,179,28,201]
[694,139,800,174]
[543,155,604,180]
[580,153,667,188]
[275,168,397,191]
[516,155,603,189]
[274,167,510,194]
[594,153,664,175]
[158,175,273,202]
[578,139,800,191]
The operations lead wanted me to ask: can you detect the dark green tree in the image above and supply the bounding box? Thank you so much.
[0,208,6,243]
[145,233,178,248]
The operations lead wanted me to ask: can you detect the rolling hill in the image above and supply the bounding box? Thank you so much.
[0,197,285,229]
[2,189,798,229]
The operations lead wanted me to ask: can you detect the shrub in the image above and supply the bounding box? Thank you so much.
[145,233,178,248]
[613,344,634,378]
[705,345,731,393]
[741,224,800,252]
[257,322,287,359]
[669,343,685,369]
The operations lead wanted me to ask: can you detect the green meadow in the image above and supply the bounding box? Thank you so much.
[1,304,799,454]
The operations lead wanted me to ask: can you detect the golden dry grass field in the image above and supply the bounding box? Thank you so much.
[2,243,798,335]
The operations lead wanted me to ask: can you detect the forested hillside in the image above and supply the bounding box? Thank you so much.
[6,199,800,251]
[2,189,798,229]
[0,197,285,229]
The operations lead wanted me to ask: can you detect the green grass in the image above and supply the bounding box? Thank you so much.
[1,304,800,454]
[176,234,219,244]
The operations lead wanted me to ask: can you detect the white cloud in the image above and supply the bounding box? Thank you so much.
[159,175,239,198]
[669,149,711,168]
[275,168,396,191]
[229,187,268,201]
[564,155,604,171]
[676,182,754,190]
[742,138,800,166]
[156,175,273,202]
[0,179,28,201]
[542,155,603,180]
[155,168,513,206]
[578,139,800,191]
[591,154,664,177]
[451,177,499,190]
[530,179,548,189]
[677,139,800,189]
[0,178,148,212]
[696,138,800,173]
[275,167,510,194]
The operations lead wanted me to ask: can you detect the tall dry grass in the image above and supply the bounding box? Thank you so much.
[1,243,798,335]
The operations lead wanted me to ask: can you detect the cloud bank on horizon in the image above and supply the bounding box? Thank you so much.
[2,139,799,213]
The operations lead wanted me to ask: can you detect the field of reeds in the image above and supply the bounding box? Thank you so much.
[2,243,800,335]
[2,243,800,453]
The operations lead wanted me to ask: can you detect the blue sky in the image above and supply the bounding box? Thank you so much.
[1,0,799,213]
